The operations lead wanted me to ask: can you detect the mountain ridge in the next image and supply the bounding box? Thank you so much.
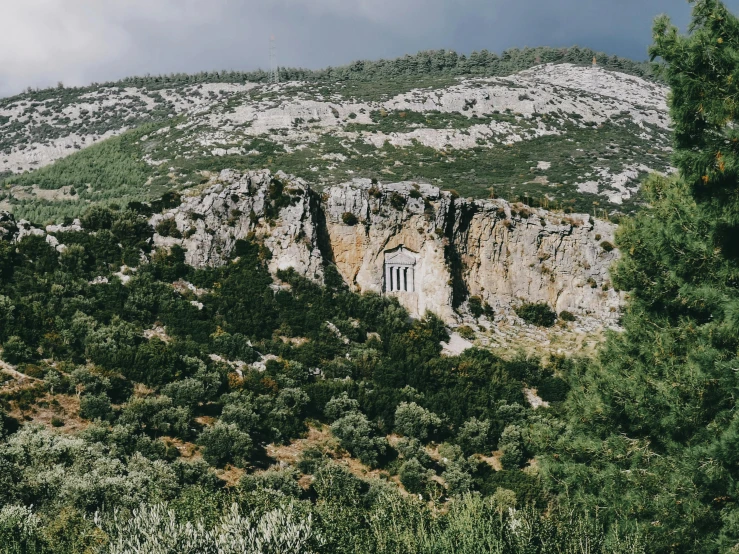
[1,60,671,223]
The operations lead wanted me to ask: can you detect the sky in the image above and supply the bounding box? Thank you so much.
[1,0,738,98]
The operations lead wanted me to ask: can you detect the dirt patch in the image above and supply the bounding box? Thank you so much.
[478,451,503,471]
[440,333,474,356]
[217,464,246,487]
[524,388,550,409]
[143,326,171,343]
[263,424,392,483]
[164,436,200,459]
[11,185,77,202]
[8,393,88,433]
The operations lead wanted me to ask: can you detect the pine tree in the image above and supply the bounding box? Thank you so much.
[542,2,739,552]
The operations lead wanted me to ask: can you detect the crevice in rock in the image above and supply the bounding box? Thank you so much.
[446,199,475,308]
[310,190,335,269]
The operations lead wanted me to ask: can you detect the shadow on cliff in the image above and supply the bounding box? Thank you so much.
[445,199,474,310]
[309,190,337,268]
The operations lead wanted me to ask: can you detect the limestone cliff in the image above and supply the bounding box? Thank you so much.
[153,169,623,328]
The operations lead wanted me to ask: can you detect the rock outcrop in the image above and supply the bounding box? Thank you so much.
[153,170,623,327]
[151,170,326,281]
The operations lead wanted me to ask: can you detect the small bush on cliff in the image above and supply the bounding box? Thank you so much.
[341,212,358,226]
[457,325,476,340]
[390,192,406,210]
[515,303,556,327]
[155,218,181,238]
[558,310,576,322]
[468,296,484,318]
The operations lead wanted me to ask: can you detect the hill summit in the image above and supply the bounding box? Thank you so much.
[0,49,670,224]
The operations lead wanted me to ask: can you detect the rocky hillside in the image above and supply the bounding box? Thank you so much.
[2,169,622,346]
[0,60,671,223]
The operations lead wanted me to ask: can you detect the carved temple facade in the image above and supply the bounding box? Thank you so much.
[384,246,416,293]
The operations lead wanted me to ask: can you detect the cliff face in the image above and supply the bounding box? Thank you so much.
[321,179,622,326]
[151,170,326,281]
[152,169,623,327]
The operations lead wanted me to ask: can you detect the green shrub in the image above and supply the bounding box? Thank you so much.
[239,468,302,498]
[390,193,406,210]
[395,402,442,441]
[324,392,360,422]
[559,310,576,322]
[79,393,113,422]
[330,411,387,467]
[155,218,181,238]
[498,425,525,470]
[515,303,556,327]
[456,417,491,456]
[457,326,476,340]
[341,212,358,226]
[399,458,432,495]
[468,296,484,318]
[1,336,35,364]
[600,240,615,252]
[537,376,570,402]
[197,422,253,467]
[442,462,474,496]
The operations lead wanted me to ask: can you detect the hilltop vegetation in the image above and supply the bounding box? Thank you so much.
[8,45,658,99]
[1,46,670,224]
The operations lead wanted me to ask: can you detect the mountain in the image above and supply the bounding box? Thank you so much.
[0,46,701,554]
[0,51,671,224]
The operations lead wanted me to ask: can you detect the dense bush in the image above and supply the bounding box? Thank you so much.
[341,212,358,226]
[599,240,614,252]
[537,376,570,402]
[394,402,442,441]
[155,218,181,238]
[515,302,557,327]
[559,311,576,322]
[330,412,387,467]
[198,422,253,467]
[456,417,492,456]
[398,458,432,495]
[468,296,484,318]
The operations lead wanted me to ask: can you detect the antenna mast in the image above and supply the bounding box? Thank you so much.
[269,34,279,84]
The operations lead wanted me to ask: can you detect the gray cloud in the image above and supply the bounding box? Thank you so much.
[1,0,737,97]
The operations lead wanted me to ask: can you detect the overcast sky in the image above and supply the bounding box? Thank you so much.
[1,0,738,98]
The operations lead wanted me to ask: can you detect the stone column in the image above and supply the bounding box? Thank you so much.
[409,267,414,292]
[386,264,393,292]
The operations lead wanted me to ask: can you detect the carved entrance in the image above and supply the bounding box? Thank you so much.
[384,246,416,293]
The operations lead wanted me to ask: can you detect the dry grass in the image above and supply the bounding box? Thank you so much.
[264,424,393,483]
[217,464,246,487]
[478,451,503,472]
[8,393,89,433]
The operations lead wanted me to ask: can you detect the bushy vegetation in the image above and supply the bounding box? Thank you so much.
[2,2,739,551]
[10,46,658,103]
[514,302,557,327]
[0,197,593,552]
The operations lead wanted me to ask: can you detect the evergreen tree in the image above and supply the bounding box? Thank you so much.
[542,2,739,552]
